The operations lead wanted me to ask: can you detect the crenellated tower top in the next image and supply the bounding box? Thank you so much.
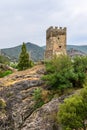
[46,26,66,39]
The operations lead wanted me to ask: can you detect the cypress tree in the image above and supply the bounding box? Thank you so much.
[18,43,30,70]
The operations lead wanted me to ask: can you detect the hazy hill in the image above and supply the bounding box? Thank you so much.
[1,44,87,62]
[67,45,87,54]
[42,45,87,54]
[1,42,44,61]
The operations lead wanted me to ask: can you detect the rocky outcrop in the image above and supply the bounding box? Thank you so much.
[0,65,60,130]
[21,98,59,130]
[1,64,75,130]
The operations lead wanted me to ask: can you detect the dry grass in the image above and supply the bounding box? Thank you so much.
[0,65,45,88]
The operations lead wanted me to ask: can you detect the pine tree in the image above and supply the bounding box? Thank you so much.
[18,43,30,70]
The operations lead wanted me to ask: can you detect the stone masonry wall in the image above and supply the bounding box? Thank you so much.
[45,26,67,60]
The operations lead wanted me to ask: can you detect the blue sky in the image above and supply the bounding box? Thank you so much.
[0,0,87,48]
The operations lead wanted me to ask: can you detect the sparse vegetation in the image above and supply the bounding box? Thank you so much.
[10,62,18,69]
[33,88,53,109]
[0,70,13,78]
[33,88,44,109]
[0,99,6,109]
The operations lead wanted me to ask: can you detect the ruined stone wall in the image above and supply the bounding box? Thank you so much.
[45,26,67,60]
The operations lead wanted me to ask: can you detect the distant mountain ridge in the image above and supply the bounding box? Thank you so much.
[1,42,44,61]
[42,45,87,54]
[1,43,87,62]
[67,45,87,54]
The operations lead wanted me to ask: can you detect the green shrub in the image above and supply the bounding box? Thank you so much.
[33,88,42,101]
[43,55,73,92]
[0,70,13,78]
[33,88,53,109]
[72,56,87,87]
[33,88,44,109]
[43,55,87,92]
[34,100,44,109]
[57,86,87,130]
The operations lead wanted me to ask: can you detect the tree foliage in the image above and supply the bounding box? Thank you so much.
[43,55,87,91]
[18,43,31,70]
[58,86,87,130]
[72,56,87,87]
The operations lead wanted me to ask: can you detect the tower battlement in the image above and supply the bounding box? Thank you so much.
[46,26,66,39]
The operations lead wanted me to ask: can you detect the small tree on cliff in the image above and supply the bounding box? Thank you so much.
[18,43,30,70]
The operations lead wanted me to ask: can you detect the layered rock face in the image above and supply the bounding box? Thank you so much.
[21,98,59,130]
[0,65,59,130]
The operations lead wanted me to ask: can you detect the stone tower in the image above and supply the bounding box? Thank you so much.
[45,26,67,60]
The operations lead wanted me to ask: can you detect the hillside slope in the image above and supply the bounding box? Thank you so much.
[1,42,44,61]
[1,44,87,62]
